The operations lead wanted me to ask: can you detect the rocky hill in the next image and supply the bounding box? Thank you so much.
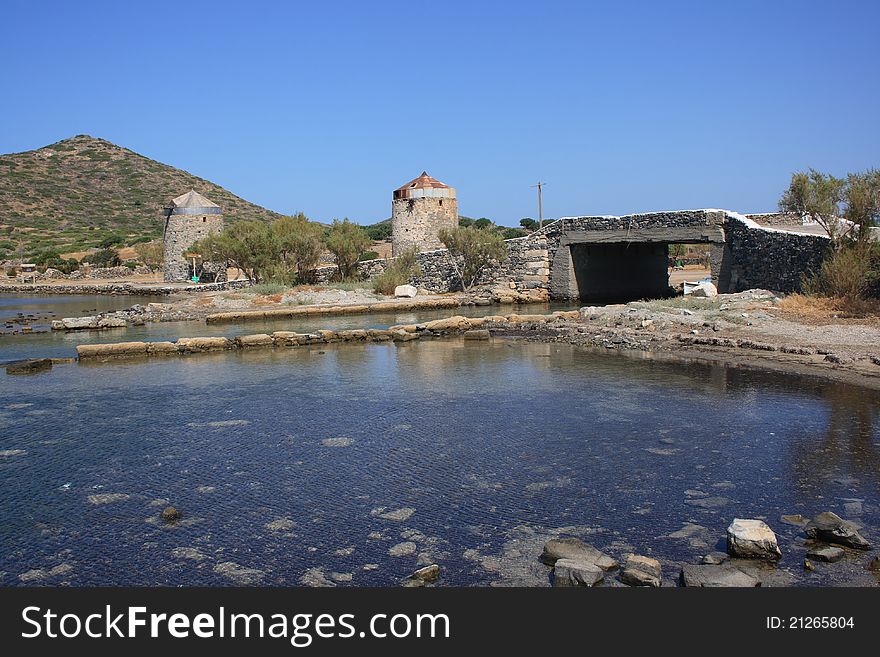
[0,135,280,259]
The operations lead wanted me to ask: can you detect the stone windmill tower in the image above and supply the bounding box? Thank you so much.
[391,172,457,257]
[162,190,226,282]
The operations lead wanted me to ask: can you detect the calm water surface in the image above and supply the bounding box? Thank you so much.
[1,341,878,586]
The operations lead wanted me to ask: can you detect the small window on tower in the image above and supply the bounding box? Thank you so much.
[203,217,206,222]
[439,200,443,206]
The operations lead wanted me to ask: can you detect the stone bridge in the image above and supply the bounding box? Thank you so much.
[358,209,831,302]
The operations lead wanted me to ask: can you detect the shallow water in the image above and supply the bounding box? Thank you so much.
[0,298,571,362]
[1,341,878,586]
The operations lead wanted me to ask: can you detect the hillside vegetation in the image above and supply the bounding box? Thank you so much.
[0,135,280,259]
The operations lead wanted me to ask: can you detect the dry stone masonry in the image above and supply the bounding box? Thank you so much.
[162,190,227,283]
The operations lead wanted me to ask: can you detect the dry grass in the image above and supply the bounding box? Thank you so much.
[776,293,880,322]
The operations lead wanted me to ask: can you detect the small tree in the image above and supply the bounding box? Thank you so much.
[325,218,370,281]
[193,221,275,283]
[273,213,324,283]
[520,218,538,231]
[438,226,507,290]
[134,240,164,272]
[780,169,846,244]
[843,169,880,245]
[89,248,121,268]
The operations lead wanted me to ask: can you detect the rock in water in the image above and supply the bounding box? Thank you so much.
[805,512,871,550]
[679,565,761,587]
[410,564,440,584]
[806,546,845,563]
[726,518,781,560]
[540,538,618,571]
[619,555,662,587]
[700,552,729,565]
[6,359,52,375]
[393,285,418,298]
[161,507,182,523]
[553,559,604,587]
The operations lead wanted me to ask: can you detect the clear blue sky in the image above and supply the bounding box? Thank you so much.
[2,0,878,225]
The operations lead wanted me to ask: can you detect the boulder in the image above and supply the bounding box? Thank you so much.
[806,546,845,563]
[867,556,880,572]
[619,554,662,587]
[540,538,618,571]
[463,329,490,340]
[391,330,419,342]
[679,564,761,587]
[726,518,781,560]
[805,512,871,550]
[393,285,418,298]
[6,359,53,375]
[553,559,604,587]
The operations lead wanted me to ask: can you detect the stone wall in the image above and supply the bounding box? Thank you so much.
[721,213,828,293]
[391,196,458,256]
[163,213,226,282]
[746,212,817,227]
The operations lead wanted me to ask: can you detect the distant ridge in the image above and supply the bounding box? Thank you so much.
[0,135,281,257]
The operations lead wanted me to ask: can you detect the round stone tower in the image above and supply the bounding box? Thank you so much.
[162,189,226,283]
[391,172,457,256]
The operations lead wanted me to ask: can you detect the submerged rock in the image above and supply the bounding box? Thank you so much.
[805,512,871,550]
[780,514,809,528]
[6,359,52,375]
[389,541,417,557]
[726,518,781,560]
[161,507,182,523]
[540,538,617,571]
[87,493,130,505]
[553,559,604,587]
[214,562,265,585]
[619,555,662,587]
[806,546,845,563]
[679,564,761,587]
[265,518,295,532]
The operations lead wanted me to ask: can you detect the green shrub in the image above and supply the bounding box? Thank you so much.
[365,222,392,241]
[88,248,121,268]
[99,233,124,248]
[359,251,380,262]
[802,242,880,301]
[372,246,421,295]
[249,282,286,295]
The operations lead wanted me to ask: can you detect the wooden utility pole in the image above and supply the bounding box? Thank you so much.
[531,181,546,228]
